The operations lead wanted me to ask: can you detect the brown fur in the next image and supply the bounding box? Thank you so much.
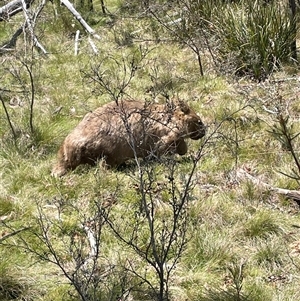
[52,100,205,176]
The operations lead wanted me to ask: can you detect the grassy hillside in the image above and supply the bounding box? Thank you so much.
[1,0,300,300]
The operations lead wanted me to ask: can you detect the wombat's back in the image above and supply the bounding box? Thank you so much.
[52,101,149,176]
[52,100,205,176]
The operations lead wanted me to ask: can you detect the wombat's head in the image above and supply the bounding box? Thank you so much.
[176,101,206,140]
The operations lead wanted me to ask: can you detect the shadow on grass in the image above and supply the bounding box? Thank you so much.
[70,155,194,176]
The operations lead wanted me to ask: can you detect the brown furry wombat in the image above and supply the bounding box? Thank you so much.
[52,100,205,176]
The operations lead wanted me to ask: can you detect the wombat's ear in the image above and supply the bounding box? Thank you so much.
[177,100,190,114]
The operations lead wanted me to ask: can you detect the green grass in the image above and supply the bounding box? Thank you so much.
[1,0,300,300]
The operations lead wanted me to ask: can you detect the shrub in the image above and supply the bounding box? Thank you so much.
[214,0,295,79]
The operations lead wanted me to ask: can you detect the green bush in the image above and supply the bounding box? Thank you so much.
[163,0,295,79]
[214,0,295,79]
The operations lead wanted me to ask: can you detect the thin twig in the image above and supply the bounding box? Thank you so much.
[0,94,17,141]
[0,227,30,243]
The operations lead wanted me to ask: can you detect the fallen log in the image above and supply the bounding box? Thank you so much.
[236,168,300,205]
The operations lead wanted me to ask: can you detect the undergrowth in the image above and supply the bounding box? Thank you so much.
[1,0,300,300]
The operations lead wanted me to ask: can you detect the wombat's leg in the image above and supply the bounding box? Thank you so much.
[156,133,182,155]
[51,163,67,177]
[175,139,187,155]
[51,144,68,177]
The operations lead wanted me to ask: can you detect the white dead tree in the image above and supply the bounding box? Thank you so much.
[75,29,80,55]
[0,0,34,20]
[21,0,47,54]
[0,0,100,54]
[60,0,100,39]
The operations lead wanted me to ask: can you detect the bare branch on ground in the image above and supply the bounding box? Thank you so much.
[237,168,300,204]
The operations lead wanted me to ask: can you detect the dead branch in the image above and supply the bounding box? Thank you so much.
[74,30,80,55]
[60,0,100,40]
[88,36,98,54]
[0,0,34,20]
[236,168,300,204]
[0,227,30,243]
[0,0,47,53]
[0,94,17,141]
[0,26,23,53]
[0,0,99,54]
[21,0,47,54]
[82,222,97,257]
